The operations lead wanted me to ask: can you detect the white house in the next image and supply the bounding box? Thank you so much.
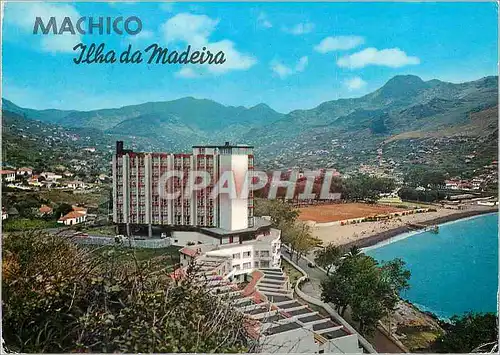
[65,180,86,189]
[16,167,33,176]
[41,172,63,181]
[58,209,87,226]
[1,170,16,182]
[178,228,281,283]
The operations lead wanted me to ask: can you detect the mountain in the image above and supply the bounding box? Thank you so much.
[2,97,284,145]
[2,75,498,175]
[243,75,498,171]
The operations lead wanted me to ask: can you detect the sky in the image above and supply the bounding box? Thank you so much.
[2,1,498,113]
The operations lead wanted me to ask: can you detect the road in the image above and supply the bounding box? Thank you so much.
[282,247,405,353]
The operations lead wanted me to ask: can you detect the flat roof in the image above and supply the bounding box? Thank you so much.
[263,275,286,281]
[264,322,302,336]
[298,314,324,323]
[322,328,350,339]
[200,217,272,236]
[313,321,337,331]
[258,282,284,289]
[287,308,313,317]
[278,301,303,310]
[266,295,293,303]
[262,314,287,323]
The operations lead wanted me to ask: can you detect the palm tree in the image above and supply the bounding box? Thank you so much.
[345,245,362,258]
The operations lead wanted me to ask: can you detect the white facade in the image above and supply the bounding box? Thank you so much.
[1,171,16,182]
[178,226,281,280]
[218,153,249,231]
[113,142,254,232]
[58,211,87,226]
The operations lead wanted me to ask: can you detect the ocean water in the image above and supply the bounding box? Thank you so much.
[365,213,499,320]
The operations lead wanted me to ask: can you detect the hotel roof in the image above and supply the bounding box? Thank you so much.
[264,322,302,336]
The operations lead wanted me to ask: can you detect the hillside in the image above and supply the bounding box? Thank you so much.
[2,75,498,175]
[2,97,284,145]
[244,75,498,172]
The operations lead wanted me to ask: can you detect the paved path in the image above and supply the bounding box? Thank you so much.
[282,247,405,353]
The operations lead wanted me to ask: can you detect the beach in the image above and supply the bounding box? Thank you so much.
[308,205,498,248]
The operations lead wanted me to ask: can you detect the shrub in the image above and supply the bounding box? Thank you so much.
[3,231,250,353]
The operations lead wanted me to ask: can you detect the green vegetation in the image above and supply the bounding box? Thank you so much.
[342,175,396,203]
[85,245,181,265]
[255,199,321,262]
[3,231,249,353]
[404,167,447,188]
[281,259,302,286]
[321,249,410,335]
[314,243,343,275]
[254,198,299,227]
[432,312,498,353]
[398,187,447,202]
[3,218,59,232]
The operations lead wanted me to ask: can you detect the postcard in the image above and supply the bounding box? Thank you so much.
[1,1,498,354]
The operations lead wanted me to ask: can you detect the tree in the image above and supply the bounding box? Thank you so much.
[432,312,498,353]
[254,199,299,228]
[343,174,396,203]
[315,244,342,275]
[3,231,250,353]
[320,251,411,335]
[283,221,320,262]
[54,203,73,218]
[379,258,411,295]
[404,167,446,188]
[321,270,352,317]
[345,245,362,259]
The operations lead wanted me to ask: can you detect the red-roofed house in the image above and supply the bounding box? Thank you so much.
[39,204,53,216]
[58,209,87,226]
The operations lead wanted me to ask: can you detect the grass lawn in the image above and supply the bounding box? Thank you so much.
[2,218,60,232]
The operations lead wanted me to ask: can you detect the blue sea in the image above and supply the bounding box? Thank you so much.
[364,213,499,320]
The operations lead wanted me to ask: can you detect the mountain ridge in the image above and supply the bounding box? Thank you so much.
[2,74,498,171]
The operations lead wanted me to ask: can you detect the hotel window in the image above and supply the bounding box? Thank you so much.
[260,261,270,268]
[243,251,251,258]
[233,264,241,271]
[260,251,270,257]
[254,251,259,257]
[243,262,251,270]
[232,253,240,259]
[254,261,259,268]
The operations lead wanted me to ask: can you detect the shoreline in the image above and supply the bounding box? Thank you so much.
[340,208,498,250]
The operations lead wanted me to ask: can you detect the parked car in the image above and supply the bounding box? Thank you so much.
[307,262,316,268]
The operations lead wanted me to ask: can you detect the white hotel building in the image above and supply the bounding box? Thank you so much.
[112,141,254,232]
[112,141,280,280]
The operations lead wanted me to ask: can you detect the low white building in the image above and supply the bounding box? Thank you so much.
[41,172,63,181]
[65,180,86,189]
[16,167,33,176]
[179,229,281,282]
[1,170,16,182]
[176,218,281,283]
[58,208,87,226]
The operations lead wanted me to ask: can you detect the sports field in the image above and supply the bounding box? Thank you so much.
[298,203,405,223]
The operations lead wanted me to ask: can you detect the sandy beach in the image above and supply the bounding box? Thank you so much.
[309,205,498,248]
